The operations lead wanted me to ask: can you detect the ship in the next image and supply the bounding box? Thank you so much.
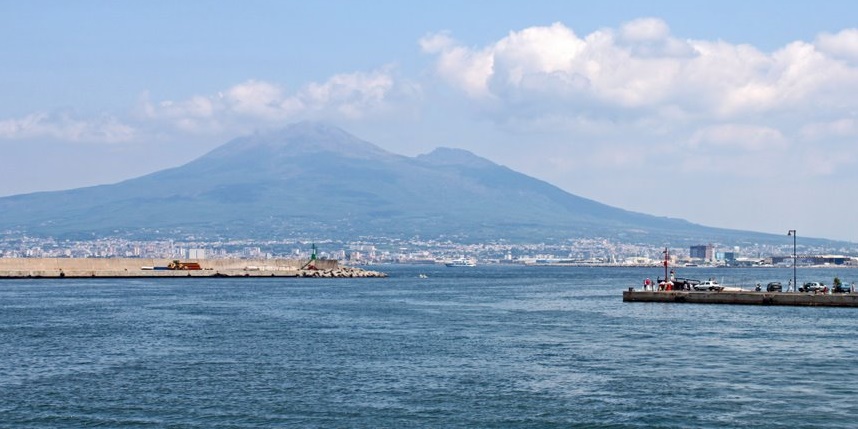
[445,257,476,267]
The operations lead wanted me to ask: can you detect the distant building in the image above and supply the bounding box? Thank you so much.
[690,244,714,261]
[188,248,206,259]
[716,251,736,262]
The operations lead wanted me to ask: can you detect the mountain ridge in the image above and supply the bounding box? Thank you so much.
[0,122,844,246]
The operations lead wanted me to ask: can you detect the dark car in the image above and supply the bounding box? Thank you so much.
[833,283,852,293]
[766,282,783,292]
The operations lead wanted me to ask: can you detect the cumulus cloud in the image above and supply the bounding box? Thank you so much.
[300,69,400,117]
[421,20,858,119]
[420,31,495,99]
[620,18,670,42]
[0,66,416,147]
[0,111,135,143]
[223,80,288,120]
[816,29,858,61]
[418,19,858,183]
[138,67,415,134]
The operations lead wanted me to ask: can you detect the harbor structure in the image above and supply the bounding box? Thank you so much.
[0,258,386,278]
[623,289,858,307]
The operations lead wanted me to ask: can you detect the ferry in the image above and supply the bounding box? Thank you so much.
[445,257,476,267]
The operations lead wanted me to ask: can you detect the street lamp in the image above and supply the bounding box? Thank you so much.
[788,230,796,292]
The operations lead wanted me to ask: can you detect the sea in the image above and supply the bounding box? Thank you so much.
[1,264,856,428]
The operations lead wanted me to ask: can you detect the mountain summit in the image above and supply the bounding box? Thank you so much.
[203,121,397,161]
[0,122,766,244]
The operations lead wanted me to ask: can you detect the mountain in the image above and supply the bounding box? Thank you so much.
[0,122,828,246]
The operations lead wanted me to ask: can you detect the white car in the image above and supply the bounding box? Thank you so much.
[800,282,826,292]
[693,279,742,292]
[694,280,721,291]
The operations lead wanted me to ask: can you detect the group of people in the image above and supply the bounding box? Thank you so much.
[641,276,677,291]
[642,277,669,291]
[641,269,678,291]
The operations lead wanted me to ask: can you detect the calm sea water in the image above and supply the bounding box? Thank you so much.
[1,265,857,428]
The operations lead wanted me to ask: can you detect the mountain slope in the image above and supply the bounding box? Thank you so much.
[0,122,804,245]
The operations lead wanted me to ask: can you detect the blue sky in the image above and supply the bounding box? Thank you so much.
[3,0,858,242]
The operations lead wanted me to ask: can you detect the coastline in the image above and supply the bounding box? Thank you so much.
[0,258,387,279]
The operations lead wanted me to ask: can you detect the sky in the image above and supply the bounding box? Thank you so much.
[3,0,858,242]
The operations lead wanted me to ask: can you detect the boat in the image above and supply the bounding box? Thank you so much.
[445,257,476,267]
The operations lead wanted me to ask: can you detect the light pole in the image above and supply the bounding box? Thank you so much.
[788,230,796,292]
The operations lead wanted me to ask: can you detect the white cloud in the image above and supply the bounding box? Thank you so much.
[299,69,399,118]
[422,21,858,119]
[420,31,496,99]
[816,29,858,61]
[619,17,670,42]
[139,68,415,134]
[224,80,287,120]
[0,67,417,145]
[418,19,858,184]
[0,111,135,143]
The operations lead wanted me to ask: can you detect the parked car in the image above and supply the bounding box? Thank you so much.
[694,279,721,291]
[833,282,851,293]
[800,282,825,292]
[693,279,742,292]
[766,282,783,292]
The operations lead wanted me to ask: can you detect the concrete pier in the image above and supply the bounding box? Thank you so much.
[0,258,387,279]
[623,289,858,307]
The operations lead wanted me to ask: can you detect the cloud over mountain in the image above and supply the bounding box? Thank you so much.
[138,68,418,135]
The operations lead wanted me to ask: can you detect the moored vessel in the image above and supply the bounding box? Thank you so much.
[445,257,476,267]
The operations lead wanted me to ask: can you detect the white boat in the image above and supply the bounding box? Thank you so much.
[445,258,476,267]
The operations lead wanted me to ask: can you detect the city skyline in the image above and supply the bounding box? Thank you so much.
[3,233,855,268]
[3,1,858,241]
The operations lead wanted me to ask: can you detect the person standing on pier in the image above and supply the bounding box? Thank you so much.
[787,279,793,292]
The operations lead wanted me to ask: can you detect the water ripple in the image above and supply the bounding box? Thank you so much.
[1,266,856,428]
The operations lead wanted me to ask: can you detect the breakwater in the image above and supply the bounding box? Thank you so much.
[0,258,387,278]
[623,289,858,307]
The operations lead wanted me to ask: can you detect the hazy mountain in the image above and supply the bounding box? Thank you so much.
[0,122,831,246]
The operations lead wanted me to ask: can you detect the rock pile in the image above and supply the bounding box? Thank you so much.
[297,266,387,278]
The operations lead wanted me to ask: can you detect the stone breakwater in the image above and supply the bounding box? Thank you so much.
[296,267,387,278]
[623,289,858,307]
[0,258,387,279]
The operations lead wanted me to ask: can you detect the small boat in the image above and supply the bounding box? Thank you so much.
[445,258,476,267]
[418,274,428,279]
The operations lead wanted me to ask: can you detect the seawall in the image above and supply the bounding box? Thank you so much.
[623,289,858,307]
[0,258,386,278]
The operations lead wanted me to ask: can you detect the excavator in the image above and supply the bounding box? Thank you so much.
[166,260,202,270]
